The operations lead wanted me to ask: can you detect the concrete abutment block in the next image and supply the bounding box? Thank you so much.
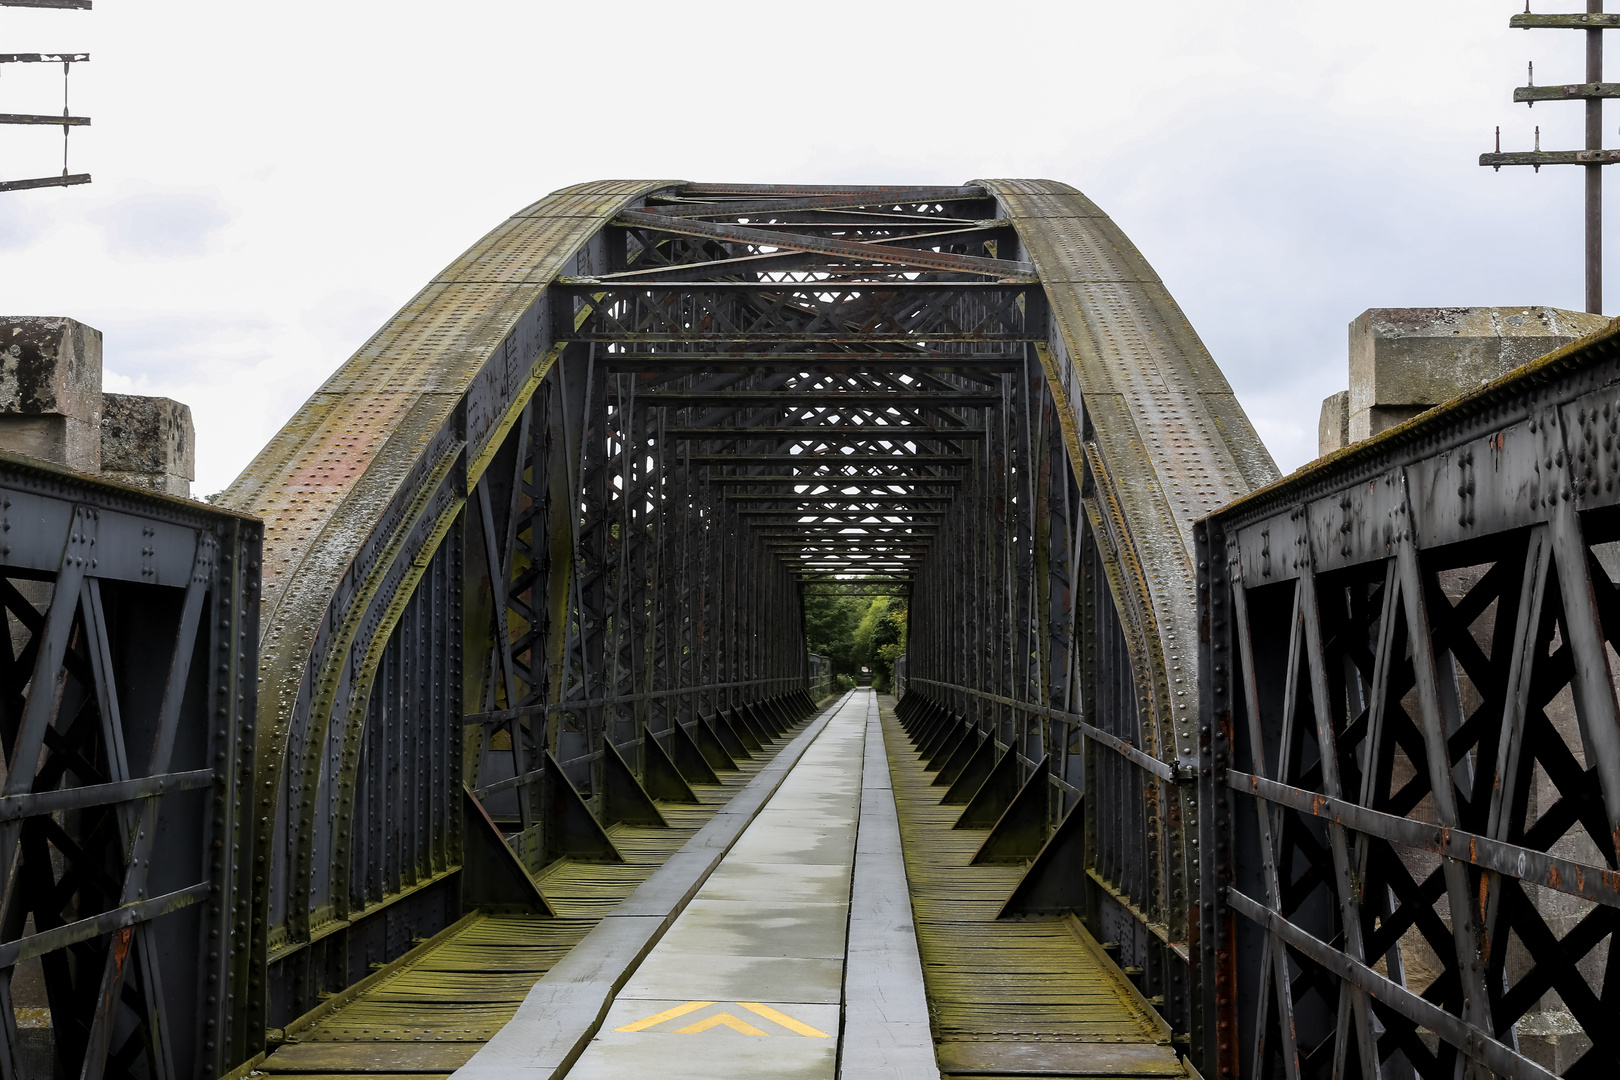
[101,393,195,497]
[0,316,104,473]
[1319,306,1610,455]
[0,317,197,497]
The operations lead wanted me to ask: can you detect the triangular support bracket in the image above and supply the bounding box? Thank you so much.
[460,787,556,916]
[668,718,722,785]
[970,755,1051,865]
[940,735,996,805]
[603,738,669,827]
[544,751,624,864]
[998,794,1086,917]
[642,725,701,803]
[954,745,1020,829]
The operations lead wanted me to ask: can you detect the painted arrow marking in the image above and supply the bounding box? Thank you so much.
[614,1000,712,1032]
[674,1012,769,1036]
[739,1001,830,1037]
[615,1000,831,1037]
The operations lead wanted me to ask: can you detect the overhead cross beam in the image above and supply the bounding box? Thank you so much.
[687,454,972,465]
[605,355,1022,375]
[541,182,1025,664]
[704,476,963,485]
[642,187,989,217]
[640,391,998,408]
[614,210,1036,279]
[667,426,984,439]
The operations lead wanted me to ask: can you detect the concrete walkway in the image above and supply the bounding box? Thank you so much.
[455,690,937,1080]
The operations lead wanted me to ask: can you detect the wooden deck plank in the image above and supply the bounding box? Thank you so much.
[882,696,1183,1076]
[256,720,813,1076]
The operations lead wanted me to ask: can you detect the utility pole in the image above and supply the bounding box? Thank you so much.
[0,0,90,193]
[1482,3,1620,314]
[1588,1,1605,313]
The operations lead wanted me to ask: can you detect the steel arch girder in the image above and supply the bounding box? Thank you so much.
[222,181,678,1010]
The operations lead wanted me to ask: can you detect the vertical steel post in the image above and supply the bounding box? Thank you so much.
[1591,0,1605,313]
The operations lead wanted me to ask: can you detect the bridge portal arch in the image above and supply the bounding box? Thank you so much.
[218,179,1274,1073]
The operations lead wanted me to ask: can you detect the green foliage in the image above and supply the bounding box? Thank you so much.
[802,593,867,673]
[802,592,908,680]
[836,674,857,691]
[856,596,908,683]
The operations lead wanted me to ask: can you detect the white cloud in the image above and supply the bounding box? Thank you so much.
[88,186,233,260]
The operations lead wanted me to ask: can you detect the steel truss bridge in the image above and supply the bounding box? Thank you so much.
[0,180,1615,1080]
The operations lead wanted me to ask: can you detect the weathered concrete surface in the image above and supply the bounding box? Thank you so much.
[1317,390,1349,457]
[840,692,939,1080]
[101,392,195,496]
[1342,306,1607,443]
[0,316,103,472]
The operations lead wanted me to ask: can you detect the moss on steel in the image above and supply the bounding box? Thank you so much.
[882,698,1176,1061]
[221,181,677,953]
[978,178,1277,944]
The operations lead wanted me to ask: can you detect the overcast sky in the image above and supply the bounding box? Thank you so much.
[0,1,1607,494]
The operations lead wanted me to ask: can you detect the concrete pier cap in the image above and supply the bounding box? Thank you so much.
[1319,306,1611,456]
[0,316,104,473]
[101,393,195,496]
[0,316,196,497]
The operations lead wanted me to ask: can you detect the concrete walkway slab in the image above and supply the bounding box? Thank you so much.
[618,951,847,1003]
[453,690,940,1080]
[565,692,869,1076]
[698,861,851,904]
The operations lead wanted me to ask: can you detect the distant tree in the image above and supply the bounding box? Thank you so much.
[801,592,866,675]
[853,596,908,685]
[803,592,910,683]
[873,599,908,678]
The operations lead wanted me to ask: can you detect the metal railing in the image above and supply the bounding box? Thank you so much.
[809,653,834,700]
[0,452,260,1080]
[1197,326,1620,1079]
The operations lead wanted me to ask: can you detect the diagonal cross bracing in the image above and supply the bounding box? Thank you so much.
[615,210,1036,279]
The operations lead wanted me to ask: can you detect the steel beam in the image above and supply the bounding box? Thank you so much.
[616,210,1034,278]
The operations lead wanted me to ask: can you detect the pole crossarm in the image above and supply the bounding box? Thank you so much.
[1515,80,1620,100]
[1481,148,1620,165]
[1483,4,1615,311]
[0,52,90,62]
[0,112,89,125]
[1512,11,1620,26]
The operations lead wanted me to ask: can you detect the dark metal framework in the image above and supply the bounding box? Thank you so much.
[888,177,1276,1073]
[451,188,1032,850]
[0,453,259,1080]
[1199,328,1620,1079]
